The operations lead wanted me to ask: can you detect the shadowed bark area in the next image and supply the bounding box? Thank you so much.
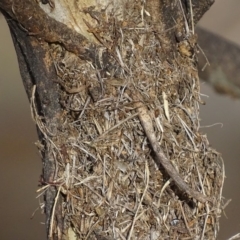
[0,0,224,239]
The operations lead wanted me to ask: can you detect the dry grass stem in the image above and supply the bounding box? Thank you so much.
[228,233,240,240]
[49,186,61,238]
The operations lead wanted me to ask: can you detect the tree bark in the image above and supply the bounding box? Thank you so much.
[0,0,223,239]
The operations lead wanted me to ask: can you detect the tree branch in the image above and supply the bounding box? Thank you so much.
[191,0,215,24]
[197,27,240,98]
[133,93,211,203]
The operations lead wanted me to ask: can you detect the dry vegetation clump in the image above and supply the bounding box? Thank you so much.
[33,1,224,239]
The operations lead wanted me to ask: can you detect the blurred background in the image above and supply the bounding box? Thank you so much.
[0,1,240,239]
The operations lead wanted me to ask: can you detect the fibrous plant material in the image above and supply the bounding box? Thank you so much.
[0,0,223,239]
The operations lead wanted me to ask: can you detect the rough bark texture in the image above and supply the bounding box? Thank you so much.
[2,9,63,234]
[0,0,224,239]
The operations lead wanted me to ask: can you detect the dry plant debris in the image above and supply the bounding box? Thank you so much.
[31,1,224,239]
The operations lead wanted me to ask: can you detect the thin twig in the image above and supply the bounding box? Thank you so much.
[227,233,240,240]
[189,0,194,34]
[133,94,211,203]
[178,0,189,35]
[179,201,192,237]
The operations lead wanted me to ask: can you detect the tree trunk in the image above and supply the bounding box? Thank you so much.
[0,0,223,239]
